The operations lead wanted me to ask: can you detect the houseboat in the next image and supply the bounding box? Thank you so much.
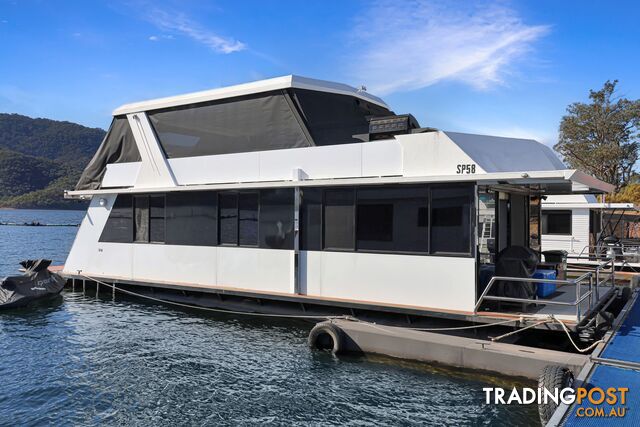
[541,195,640,270]
[63,75,629,348]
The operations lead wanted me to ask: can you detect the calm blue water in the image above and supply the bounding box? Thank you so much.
[0,209,539,426]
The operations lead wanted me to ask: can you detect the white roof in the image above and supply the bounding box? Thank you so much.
[113,75,389,116]
[445,131,566,173]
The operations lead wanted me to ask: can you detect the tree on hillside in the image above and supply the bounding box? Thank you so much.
[554,80,640,190]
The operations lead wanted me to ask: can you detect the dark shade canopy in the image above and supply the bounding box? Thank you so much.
[75,117,141,190]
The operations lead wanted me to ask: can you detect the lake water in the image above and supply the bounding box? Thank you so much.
[0,209,539,425]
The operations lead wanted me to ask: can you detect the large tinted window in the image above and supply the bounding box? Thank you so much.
[134,195,149,243]
[100,195,133,243]
[219,193,238,245]
[149,195,165,243]
[324,188,355,250]
[356,186,429,252]
[239,192,259,246]
[292,89,391,146]
[300,188,323,251]
[430,185,472,254]
[166,191,217,246]
[542,210,572,235]
[260,189,294,249]
[148,92,310,158]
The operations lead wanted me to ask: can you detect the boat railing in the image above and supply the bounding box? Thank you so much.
[474,258,615,321]
[576,243,640,263]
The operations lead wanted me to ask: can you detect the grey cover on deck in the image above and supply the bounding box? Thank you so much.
[446,131,565,172]
[75,117,141,190]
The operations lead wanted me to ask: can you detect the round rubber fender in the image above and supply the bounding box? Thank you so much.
[537,365,574,425]
[308,322,344,355]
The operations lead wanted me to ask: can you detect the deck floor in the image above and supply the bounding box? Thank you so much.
[485,283,611,322]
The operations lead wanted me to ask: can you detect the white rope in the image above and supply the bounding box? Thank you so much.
[77,274,607,353]
[553,315,605,353]
[77,274,533,331]
[490,318,553,342]
[79,274,342,320]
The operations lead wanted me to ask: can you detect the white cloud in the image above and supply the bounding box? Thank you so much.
[148,35,159,41]
[350,0,549,94]
[147,9,245,54]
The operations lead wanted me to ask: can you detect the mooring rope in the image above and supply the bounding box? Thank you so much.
[76,274,605,353]
[77,274,534,331]
[552,315,605,353]
[78,274,343,320]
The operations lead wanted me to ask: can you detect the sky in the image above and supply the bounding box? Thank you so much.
[1,0,640,148]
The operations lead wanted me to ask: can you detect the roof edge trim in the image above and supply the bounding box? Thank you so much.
[113,75,389,116]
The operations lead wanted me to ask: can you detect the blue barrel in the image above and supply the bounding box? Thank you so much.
[532,269,557,298]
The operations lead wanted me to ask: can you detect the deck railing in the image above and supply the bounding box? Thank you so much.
[474,258,615,321]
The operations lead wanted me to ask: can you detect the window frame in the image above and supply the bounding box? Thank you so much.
[218,190,261,247]
[132,194,166,244]
[541,210,573,236]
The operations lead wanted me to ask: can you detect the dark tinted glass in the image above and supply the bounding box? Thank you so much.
[292,89,391,145]
[356,186,429,252]
[166,191,217,246]
[300,188,323,250]
[99,195,133,243]
[324,188,355,250]
[134,195,149,242]
[148,92,309,158]
[260,189,294,249]
[149,195,165,243]
[239,192,259,246]
[542,211,572,235]
[430,185,472,254]
[219,193,238,245]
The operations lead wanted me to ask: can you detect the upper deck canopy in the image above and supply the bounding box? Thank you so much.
[112,75,389,115]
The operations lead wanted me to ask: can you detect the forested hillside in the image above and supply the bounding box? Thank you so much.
[0,113,105,209]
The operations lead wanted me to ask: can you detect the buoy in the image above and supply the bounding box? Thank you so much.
[308,322,344,355]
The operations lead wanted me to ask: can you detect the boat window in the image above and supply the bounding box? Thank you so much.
[166,191,217,246]
[148,92,311,159]
[324,188,355,250]
[239,192,259,246]
[291,89,391,145]
[219,193,239,245]
[541,210,572,235]
[356,186,429,252]
[300,188,323,251]
[260,189,294,250]
[149,195,165,243]
[134,195,150,242]
[99,195,133,243]
[430,185,473,254]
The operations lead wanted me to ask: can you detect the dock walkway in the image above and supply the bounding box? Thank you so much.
[549,290,640,426]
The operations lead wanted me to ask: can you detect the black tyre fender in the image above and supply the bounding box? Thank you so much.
[537,365,574,425]
[308,322,344,354]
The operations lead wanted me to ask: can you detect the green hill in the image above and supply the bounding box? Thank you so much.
[0,113,105,209]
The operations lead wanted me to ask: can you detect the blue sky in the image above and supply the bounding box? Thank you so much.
[1,0,639,148]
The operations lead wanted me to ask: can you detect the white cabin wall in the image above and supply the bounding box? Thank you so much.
[541,208,590,255]
[398,132,485,177]
[300,251,477,312]
[64,195,135,279]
